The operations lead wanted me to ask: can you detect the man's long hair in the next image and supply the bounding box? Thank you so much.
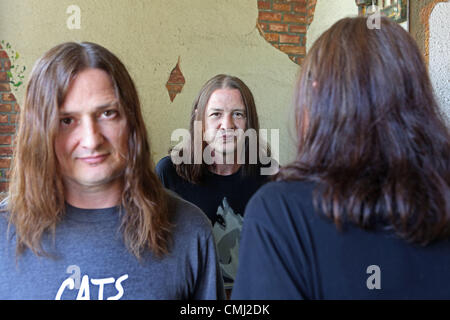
[7,42,172,259]
[173,74,268,184]
[277,17,450,245]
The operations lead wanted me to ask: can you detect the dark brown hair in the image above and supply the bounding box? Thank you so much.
[173,74,268,184]
[277,17,450,245]
[7,42,172,258]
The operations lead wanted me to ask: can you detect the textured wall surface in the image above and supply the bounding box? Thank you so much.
[0,0,300,170]
[306,0,357,52]
[429,2,450,122]
[0,0,446,192]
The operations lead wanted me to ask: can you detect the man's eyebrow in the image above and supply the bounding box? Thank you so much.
[58,101,119,116]
[208,107,246,112]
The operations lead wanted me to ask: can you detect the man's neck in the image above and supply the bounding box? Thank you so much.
[63,179,123,209]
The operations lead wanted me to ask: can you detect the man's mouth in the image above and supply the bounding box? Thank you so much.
[78,154,109,164]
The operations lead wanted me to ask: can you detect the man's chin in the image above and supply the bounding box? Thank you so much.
[64,170,125,190]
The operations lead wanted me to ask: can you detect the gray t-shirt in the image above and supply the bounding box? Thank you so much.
[0,191,225,300]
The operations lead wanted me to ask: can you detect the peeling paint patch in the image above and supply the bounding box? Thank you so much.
[257,0,317,65]
[166,57,185,102]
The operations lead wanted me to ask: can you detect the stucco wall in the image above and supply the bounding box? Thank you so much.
[429,2,450,122]
[306,0,357,52]
[0,0,447,178]
[0,0,299,167]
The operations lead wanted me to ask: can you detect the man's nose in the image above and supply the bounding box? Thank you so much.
[220,113,235,130]
[80,118,104,150]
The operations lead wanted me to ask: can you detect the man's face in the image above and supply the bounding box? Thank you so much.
[54,68,129,191]
[204,88,247,155]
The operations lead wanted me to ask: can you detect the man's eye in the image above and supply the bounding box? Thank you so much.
[60,118,73,126]
[102,110,118,118]
[210,113,221,117]
[233,112,246,119]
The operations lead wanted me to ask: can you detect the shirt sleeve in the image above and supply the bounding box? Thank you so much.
[231,191,309,300]
[192,233,226,300]
[155,157,168,187]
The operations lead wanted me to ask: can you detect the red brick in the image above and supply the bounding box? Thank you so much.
[166,84,184,93]
[3,59,11,71]
[14,103,20,112]
[0,115,8,124]
[298,57,305,65]
[168,71,185,84]
[0,72,7,81]
[289,25,307,33]
[10,114,18,123]
[0,146,13,156]
[0,158,11,169]
[0,51,8,59]
[258,11,282,21]
[279,44,306,55]
[0,126,16,134]
[288,55,304,64]
[257,1,271,10]
[0,135,11,144]
[286,0,306,3]
[257,22,269,32]
[0,83,10,92]
[268,23,289,32]
[168,92,177,102]
[293,4,307,13]
[283,13,306,23]
[273,3,291,11]
[0,104,11,112]
[280,34,301,44]
[264,33,280,43]
[0,182,9,193]
[1,93,15,102]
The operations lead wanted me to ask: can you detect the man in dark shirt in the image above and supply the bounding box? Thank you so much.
[156,74,277,293]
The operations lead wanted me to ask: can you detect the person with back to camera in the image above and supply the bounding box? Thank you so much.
[232,16,450,299]
[0,41,224,300]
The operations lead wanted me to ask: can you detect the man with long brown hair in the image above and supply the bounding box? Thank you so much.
[156,74,277,293]
[232,17,450,299]
[0,42,224,300]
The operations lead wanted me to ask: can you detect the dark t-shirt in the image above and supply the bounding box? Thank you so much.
[155,156,268,224]
[155,156,269,287]
[232,180,450,299]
